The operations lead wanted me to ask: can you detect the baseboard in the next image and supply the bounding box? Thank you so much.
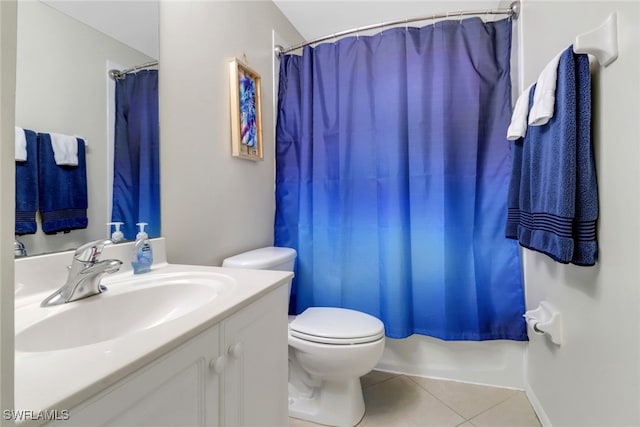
[525,382,553,427]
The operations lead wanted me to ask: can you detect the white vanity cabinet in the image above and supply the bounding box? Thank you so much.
[222,285,289,426]
[48,284,288,427]
[53,325,222,427]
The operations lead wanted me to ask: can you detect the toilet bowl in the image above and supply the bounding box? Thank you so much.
[288,307,385,426]
[222,247,385,427]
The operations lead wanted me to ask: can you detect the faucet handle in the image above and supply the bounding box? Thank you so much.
[14,237,27,258]
[74,239,113,263]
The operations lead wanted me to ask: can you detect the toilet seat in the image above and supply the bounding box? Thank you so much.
[289,307,385,345]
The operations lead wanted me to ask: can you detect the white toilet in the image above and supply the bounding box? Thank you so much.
[222,246,385,427]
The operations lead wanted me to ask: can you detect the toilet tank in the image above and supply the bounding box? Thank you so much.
[222,246,296,271]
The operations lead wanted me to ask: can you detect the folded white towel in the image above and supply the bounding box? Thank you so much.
[528,51,563,126]
[506,83,534,141]
[50,133,79,166]
[15,127,27,161]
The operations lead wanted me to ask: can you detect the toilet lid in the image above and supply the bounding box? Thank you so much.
[289,307,385,345]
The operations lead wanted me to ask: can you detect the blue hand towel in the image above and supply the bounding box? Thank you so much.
[570,52,598,265]
[15,129,38,234]
[506,47,598,266]
[38,133,88,234]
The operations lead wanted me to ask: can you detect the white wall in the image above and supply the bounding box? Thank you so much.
[0,1,17,421]
[519,1,640,426]
[15,1,153,256]
[41,0,159,59]
[158,1,302,266]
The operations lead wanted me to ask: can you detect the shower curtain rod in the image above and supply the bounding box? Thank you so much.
[108,60,159,80]
[275,1,520,56]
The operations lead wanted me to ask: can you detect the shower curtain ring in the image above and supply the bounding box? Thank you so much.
[405,17,409,31]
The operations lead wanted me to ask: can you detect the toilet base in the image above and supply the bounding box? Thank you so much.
[289,377,365,427]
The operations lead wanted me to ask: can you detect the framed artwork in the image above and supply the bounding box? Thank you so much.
[228,58,263,160]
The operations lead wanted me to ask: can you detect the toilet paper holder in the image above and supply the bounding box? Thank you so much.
[524,301,563,345]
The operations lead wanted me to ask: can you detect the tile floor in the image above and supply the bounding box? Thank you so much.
[289,371,542,427]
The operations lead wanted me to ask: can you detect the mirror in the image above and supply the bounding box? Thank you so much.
[15,1,159,256]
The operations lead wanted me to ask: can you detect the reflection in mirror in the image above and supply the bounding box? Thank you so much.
[14,1,158,256]
[111,66,160,241]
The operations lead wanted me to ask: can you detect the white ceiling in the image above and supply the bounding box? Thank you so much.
[273,1,504,43]
[38,1,505,60]
[40,0,159,59]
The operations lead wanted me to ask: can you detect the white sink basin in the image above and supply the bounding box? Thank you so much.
[16,272,234,352]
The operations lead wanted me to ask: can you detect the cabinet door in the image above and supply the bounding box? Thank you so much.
[222,285,288,427]
[53,326,221,427]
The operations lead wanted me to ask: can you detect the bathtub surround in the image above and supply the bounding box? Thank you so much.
[378,336,526,389]
[275,17,525,341]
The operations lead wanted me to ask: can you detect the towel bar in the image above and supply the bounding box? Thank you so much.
[574,12,618,67]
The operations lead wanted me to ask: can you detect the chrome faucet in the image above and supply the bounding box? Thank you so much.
[14,236,27,258]
[41,239,123,307]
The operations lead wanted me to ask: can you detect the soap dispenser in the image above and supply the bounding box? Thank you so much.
[131,222,153,274]
[107,222,125,243]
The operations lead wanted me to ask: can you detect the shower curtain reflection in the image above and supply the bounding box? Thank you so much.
[111,70,160,240]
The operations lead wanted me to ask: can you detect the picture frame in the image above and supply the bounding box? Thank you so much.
[228,58,263,160]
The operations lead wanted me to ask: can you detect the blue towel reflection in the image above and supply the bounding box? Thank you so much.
[15,129,38,234]
[38,133,88,234]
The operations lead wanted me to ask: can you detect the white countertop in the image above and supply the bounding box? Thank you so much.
[14,239,292,425]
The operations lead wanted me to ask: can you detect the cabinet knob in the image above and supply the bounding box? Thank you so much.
[209,355,227,374]
[228,342,243,360]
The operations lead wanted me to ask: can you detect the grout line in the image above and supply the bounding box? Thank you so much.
[361,371,401,389]
[468,392,524,423]
[404,375,471,420]
[405,374,520,422]
[466,391,531,425]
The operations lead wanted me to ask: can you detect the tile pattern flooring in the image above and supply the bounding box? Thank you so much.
[290,371,542,427]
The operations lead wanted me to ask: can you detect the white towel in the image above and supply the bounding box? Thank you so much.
[506,83,534,141]
[15,127,27,161]
[528,51,563,126]
[50,133,79,166]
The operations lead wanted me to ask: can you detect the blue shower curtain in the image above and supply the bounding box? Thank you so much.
[275,18,526,341]
[112,70,160,240]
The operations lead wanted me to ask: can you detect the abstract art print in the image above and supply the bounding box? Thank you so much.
[229,58,263,160]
